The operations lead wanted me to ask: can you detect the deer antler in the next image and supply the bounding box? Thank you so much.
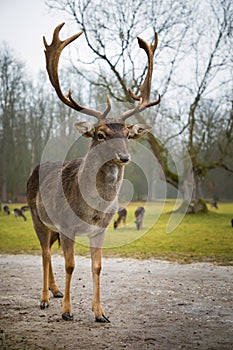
[119,32,160,121]
[43,23,111,120]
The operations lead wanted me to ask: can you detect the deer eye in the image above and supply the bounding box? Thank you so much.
[97,132,105,140]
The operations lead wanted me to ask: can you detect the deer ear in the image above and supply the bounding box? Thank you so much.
[128,124,152,139]
[74,121,95,138]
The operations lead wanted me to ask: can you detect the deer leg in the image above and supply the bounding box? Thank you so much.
[61,236,75,321]
[90,235,110,323]
[40,247,51,309]
[33,222,52,309]
[49,232,63,298]
[49,261,63,298]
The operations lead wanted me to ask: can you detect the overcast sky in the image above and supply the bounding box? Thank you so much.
[0,0,65,76]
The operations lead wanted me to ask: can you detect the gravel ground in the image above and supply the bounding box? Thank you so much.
[0,254,233,350]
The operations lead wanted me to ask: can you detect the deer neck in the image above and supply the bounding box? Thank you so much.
[97,163,124,201]
[77,154,124,204]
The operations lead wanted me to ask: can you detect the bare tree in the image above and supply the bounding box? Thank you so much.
[0,45,26,201]
[0,43,88,201]
[46,0,190,102]
[45,0,233,211]
[45,0,190,177]
[179,0,233,211]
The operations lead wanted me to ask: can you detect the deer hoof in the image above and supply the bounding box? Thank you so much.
[62,312,73,321]
[53,291,63,298]
[95,315,110,323]
[40,301,49,309]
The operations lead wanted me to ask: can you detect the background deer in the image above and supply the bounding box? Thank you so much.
[13,208,27,221]
[3,205,10,215]
[135,206,145,230]
[114,207,127,229]
[27,23,160,322]
[21,205,29,212]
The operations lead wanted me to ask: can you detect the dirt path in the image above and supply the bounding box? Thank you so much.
[0,254,232,350]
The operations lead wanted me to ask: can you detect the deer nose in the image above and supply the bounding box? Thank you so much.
[117,152,130,163]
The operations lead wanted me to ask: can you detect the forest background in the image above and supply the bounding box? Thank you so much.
[0,0,232,206]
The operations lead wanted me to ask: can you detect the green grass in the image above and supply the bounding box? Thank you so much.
[0,201,232,264]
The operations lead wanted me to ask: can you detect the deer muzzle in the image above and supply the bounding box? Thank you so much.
[117,152,130,164]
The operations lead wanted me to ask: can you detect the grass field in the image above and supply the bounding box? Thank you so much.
[0,201,232,264]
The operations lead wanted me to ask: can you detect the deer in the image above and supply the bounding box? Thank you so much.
[3,205,10,215]
[13,208,27,221]
[21,205,30,212]
[135,206,145,230]
[114,207,127,229]
[26,22,160,323]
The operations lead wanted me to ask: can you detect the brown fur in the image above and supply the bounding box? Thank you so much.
[27,121,148,321]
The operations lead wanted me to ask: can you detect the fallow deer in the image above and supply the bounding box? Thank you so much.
[21,205,30,212]
[3,205,10,215]
[27,23,160,322]
[135,206,145,230]
[114,207,127,229]
[13,208,27,221]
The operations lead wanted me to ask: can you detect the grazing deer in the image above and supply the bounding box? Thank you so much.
[3,205,10,215]
[114,207,127,229]
[135,206,145,230]
[13,208,27,221]
[21,205,30,212]
[27,23,160,322]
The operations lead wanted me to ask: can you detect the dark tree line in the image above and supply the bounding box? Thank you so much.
[0,46,77,201]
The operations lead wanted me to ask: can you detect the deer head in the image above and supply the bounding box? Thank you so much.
[43,23,160,164]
